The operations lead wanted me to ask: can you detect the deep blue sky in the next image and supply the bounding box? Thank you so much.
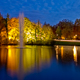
[0,0,80,25]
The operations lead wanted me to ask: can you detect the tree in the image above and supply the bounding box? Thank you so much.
[24,17,37,43]
[42,23,54,42]
[7,18,19,44]
[61,20,73,39]
[56,19,73,39]
[35,20,42,41]
[74,19,80,39]
[0,13,7,44]
[6,13,10,34]
[56,26,61,39]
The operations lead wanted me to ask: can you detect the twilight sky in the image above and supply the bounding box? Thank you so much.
[0,0,80,25]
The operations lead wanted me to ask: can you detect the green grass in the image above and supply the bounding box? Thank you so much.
[53,41,80,46]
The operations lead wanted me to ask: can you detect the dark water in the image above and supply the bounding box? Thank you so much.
[0,45,80,80]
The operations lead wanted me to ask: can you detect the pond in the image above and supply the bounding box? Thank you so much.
[0,45,80,80]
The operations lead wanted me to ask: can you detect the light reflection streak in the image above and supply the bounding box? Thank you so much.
[61,46,63,59]
[55,45,59,60]
[8,49,11,57]
[73,46,77,63]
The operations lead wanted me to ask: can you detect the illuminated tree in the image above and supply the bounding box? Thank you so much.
[8,18,19,44]
[0,13,7,44]
[42,24,54,43]
[35,20,42,42]
[7,17,54,44]
[24,17,37,43]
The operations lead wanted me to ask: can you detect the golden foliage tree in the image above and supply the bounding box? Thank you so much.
[8,18,19,44]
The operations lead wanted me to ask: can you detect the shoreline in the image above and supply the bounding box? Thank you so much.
[53,39,80,46]
[1,39,80,46]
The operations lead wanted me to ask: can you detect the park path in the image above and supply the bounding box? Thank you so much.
[54,39,80,42]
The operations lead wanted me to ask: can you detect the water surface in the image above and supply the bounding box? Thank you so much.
[0,45,80,80]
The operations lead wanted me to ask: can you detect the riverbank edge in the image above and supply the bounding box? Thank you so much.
[53,41,80,46]
[1,40,80,46]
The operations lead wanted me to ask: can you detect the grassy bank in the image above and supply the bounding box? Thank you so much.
[53,41,80,46]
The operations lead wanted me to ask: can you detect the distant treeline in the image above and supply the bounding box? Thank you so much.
[0,13,80,44]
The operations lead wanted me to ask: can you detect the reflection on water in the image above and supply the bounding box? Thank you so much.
[1,45,80,80]
[23,46,53,72]
[55,45,59,60]
[61,46,63,59]
[55,45,80,65]
[0,45,54,79]
[0,48,7,68]
[7,48,20,75]
[73,46,77,63]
